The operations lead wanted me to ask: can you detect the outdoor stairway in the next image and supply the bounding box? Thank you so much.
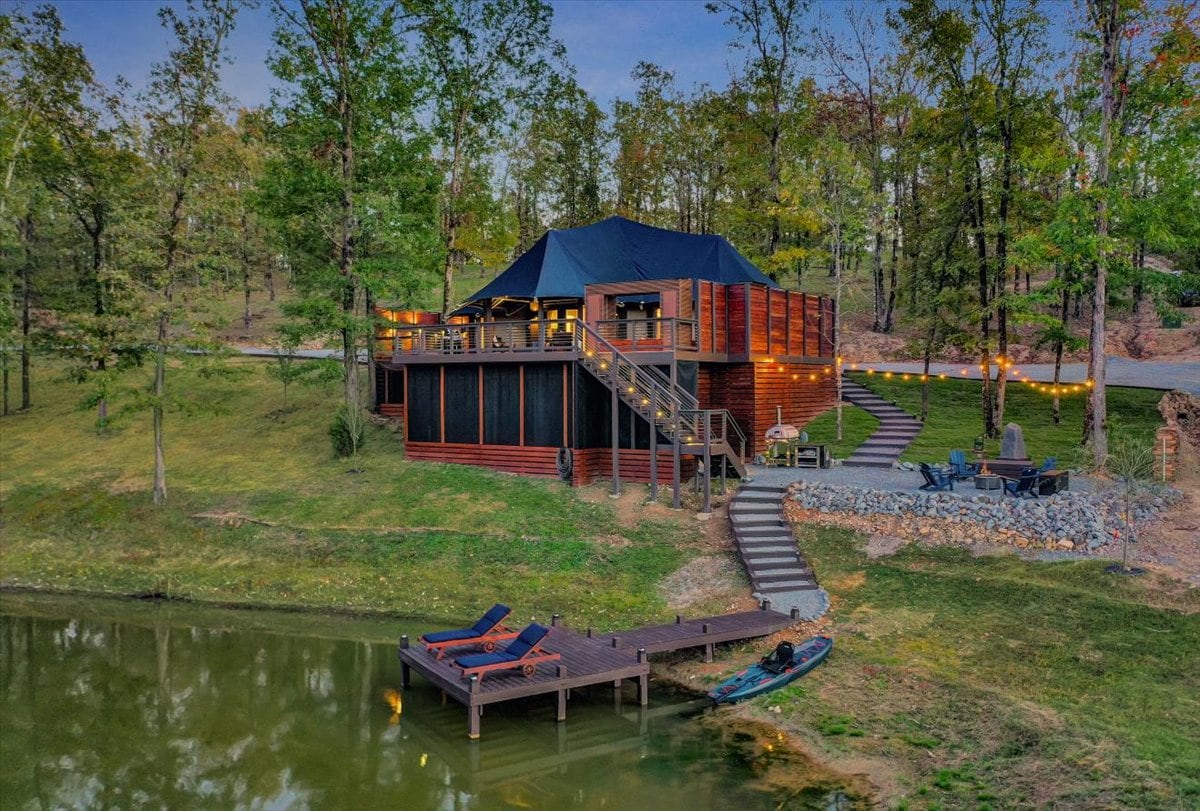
[574,322,747,480]
[728,482,824,620]
[841,377,923,469]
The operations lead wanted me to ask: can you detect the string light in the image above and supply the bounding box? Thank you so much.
[830,361,1094,397]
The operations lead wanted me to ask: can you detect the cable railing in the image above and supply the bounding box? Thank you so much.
[591,318,698,352]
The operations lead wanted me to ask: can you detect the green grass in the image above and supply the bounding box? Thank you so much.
[0,357,708,628]
[850,372,1165,465]
[799,404,879,460]
[726,527,1200,807]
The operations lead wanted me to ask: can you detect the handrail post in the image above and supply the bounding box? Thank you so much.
[719,412,727,495]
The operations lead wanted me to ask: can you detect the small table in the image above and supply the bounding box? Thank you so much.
[974,474,1002,491]
[1038,470,1069,495]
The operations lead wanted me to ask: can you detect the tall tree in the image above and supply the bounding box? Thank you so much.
[708,0,810,258]
[408,0,560,317]
[140,0,238,504]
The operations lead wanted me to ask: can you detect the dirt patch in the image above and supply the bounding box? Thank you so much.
[864,534,907,559]
[657,555,748,609]
[576,482,692,529]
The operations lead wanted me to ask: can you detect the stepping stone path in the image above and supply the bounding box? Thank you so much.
[729,482,829,620]
[840,377,924,468]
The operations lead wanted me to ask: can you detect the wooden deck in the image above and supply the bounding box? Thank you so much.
[398,604,796,738]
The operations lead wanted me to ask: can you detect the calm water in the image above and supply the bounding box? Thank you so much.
[0,594,860,809]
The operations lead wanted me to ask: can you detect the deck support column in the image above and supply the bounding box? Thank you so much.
[610,349,621,498]
[556,689,567,722]
[671,360,682,509]
[649,387,658,502]
[704,643,714,663]
[467,675,482,739]
[701,411,712,514]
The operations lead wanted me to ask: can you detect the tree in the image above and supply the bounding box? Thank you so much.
[267,0,438,425]
[408,0,560,317]
[140,0,239,504]
[708,0,809,258]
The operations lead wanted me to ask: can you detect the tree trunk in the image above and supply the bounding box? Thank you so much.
[884,173,900,333]
[1087,0,1119,464]
[1053,284,1069,425]
[340,116,361,418]
[241,210,252,329]
[153,306,168,506]
[921,338,933,423]
[20,212,33,411]
[366,286,377,412]
[833,227,843,442]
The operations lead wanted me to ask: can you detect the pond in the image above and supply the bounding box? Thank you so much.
[0,593,862,809]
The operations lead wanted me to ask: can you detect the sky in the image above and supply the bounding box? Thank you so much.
[45,0,1080,112]
[42,0,916,111]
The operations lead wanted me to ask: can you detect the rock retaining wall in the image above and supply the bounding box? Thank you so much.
[787,480,1179,551]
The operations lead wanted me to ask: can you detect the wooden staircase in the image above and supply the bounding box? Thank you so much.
[573,321,747,484]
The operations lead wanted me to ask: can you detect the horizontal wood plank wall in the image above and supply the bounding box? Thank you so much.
[749,362,839,454]
[699,364,755,444]
[768,288,788,356]
[406,443,563,478]
[379,403,405,423]
[571,447,697,486]
[727,284,748,355]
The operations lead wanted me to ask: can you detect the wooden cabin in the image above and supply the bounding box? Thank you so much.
[375,217,836,504]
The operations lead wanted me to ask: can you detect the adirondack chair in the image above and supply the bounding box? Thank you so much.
[918,463,954,491]
[948,449,981,480]
[1039,456,1057,473]
[1002,468,1041,498]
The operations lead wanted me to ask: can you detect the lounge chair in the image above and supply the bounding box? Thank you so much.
[948,449,981,480]
[1002,468,1041,498]
[919,463,954,491]
[420,603,518,660]
[454,623,561,681]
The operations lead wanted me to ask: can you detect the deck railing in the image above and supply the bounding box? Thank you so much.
[387,318,700,359]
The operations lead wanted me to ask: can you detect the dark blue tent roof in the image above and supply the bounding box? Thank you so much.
[466,217,776,303]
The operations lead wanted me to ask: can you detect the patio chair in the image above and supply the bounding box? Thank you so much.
[1002,468,1041,498]
[420,603,518,660]
[918,463,954,491]
[1039,456,1057,473]
[454,623,561,681]
[948,449,981,480]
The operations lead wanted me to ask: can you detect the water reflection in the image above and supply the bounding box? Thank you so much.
[1,595,861,809]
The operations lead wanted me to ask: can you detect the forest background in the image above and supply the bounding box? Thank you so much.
[1,0,1197,502]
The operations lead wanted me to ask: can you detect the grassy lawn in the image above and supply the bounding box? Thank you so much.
[0,357,711,628]
[851,372,1166,466]
[799,404,879,460]
[716,527,1200,808]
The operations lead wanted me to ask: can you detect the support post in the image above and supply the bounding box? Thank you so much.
[551,613,560,627]
[702,411,712,514]
[611,349,621,498]
[637,648,649,706]
[791,606,800,620]
[649,386,658,502]
[719,413,727,495]
[704,643,714,663]
[675,614,683,624]
[468,704,481,740]
[556,664,568,722]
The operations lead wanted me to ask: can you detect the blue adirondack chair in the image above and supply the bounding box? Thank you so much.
[919,463,954,491]
[1002,468,1041,498]
[1039,456,1057,473]
[949,449,981,480]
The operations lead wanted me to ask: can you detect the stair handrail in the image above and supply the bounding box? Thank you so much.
[573,321,700,424]
[682,408,748,462]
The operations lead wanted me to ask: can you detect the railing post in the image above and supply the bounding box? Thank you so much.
[719,412,727,495]
[702,410,712,514]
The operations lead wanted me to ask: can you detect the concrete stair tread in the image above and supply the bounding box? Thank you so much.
[844,460,894,468]
[755,581,820,592]
[752,572,816,584]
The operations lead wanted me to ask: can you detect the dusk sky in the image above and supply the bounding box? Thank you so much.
[44,0,1080,114]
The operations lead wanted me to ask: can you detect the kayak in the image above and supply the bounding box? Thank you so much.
[708,635,833,704]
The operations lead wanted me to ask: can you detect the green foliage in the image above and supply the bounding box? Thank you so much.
[328,404,366,458]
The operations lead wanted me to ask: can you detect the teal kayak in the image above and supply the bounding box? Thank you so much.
[708,635,832,704]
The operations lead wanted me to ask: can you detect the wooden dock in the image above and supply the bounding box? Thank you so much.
[398,602,796,738]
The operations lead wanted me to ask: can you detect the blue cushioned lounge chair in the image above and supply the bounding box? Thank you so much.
[454,623,561,681]
[919,463,954,491]
[948,449,980,480]
[420,603,517,660]
[1002,468,1041,498]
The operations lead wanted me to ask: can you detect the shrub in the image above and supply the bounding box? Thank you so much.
[329,406,365,457]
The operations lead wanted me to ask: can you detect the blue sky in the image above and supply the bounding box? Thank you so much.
[47,0,1078,111]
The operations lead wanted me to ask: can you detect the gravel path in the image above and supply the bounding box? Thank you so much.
[857,356,1199,395]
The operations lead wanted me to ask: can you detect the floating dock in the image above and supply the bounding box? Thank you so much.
[398,602,797,738]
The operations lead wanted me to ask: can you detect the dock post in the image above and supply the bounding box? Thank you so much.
[611,637,619,648]
[675,614,682,624]
[637,648,649,706]
[399,635,411,688]
[704,643,714,663]
[552,613,561,627]
[556,664,568,722]
[587,627,593,638]
[467,676,481,739]
[791,606,800,620]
